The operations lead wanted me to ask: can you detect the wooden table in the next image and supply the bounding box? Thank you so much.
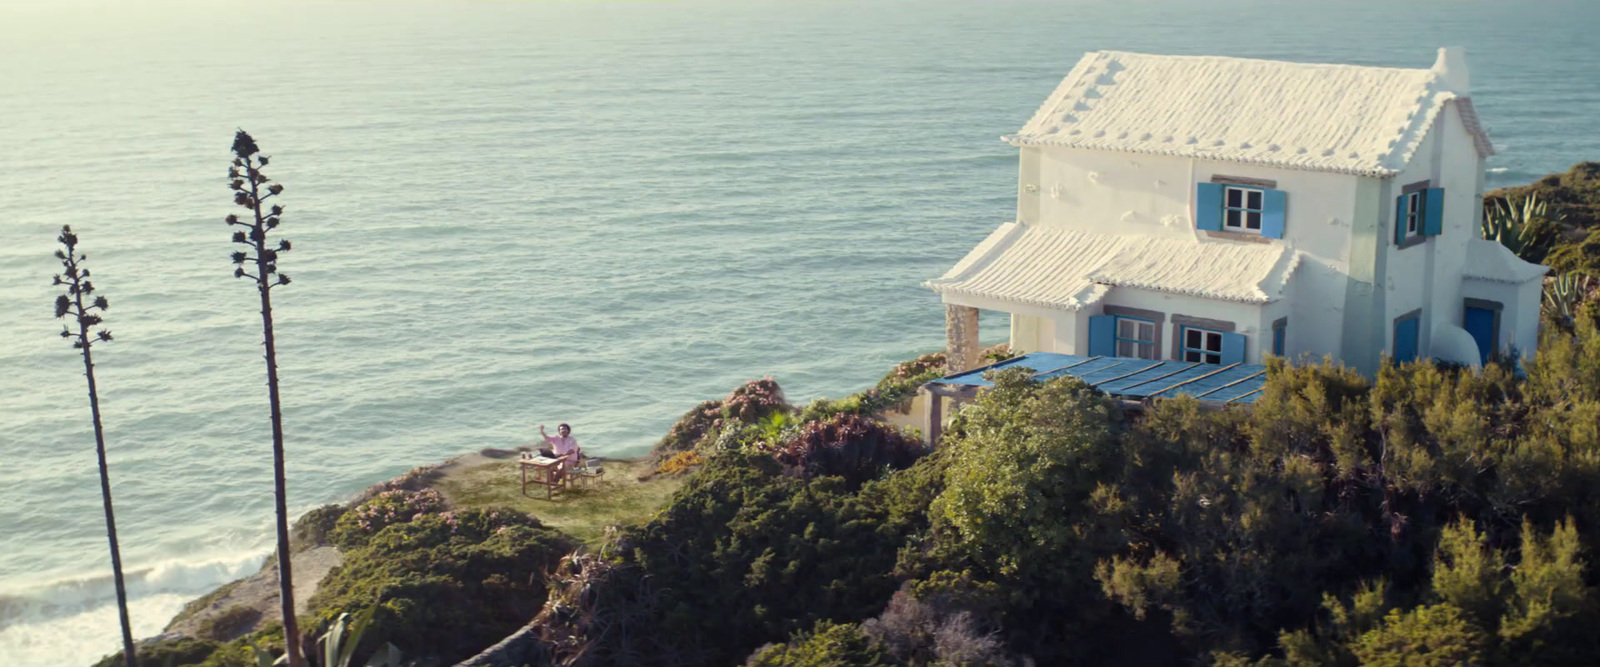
[520,455,565,500]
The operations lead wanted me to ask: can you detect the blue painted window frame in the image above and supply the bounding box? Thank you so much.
[1179,325,1227,364]
[1222,185,1267,234]
[1114,315,1158,359]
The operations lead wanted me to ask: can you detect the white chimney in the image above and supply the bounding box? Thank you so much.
[1432,47,1470,94]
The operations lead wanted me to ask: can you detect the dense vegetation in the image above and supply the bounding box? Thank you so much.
[1488,162,1600,274]
[120,166,1600,666]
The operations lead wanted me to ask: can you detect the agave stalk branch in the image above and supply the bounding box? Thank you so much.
[52,226,136,667]
[228,129,304,667]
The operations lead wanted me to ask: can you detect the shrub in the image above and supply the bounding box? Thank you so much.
[745,622,893,667]
[773,414,928,489]
[655,449,704,476]
[195,604,262,642]
[291,503,347,551]
[328,488,446,550]
[655,399,723,455]
[307,507,574,664]
[92,637,221,667]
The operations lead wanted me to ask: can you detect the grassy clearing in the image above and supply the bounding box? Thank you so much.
[431,455,684,548]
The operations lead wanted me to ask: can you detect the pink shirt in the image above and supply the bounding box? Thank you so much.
[543,433,580,464]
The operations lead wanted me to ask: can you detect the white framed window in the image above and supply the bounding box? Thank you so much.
[1223,186,1265,234]
[1400,191,1422,242]
[1181,326,1226,364]
[1115,316,1157,360]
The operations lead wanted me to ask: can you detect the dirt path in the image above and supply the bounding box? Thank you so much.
[163,545,343,641]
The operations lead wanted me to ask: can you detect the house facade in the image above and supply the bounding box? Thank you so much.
[928,48,1546,375]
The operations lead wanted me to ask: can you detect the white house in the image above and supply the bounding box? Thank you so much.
[927,48,1547,376]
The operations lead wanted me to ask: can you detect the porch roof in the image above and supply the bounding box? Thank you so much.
[927,352,1268,405]
[925,222,1298,311]
[1462,237,1549,284]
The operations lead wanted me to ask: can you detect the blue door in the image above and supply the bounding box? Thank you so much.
[1464,306,1496,364]
[1394,316,1420,363]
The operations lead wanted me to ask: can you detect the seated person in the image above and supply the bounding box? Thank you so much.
[538,423,582,471]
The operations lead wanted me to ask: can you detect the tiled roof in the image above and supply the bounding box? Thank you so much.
[1006,50,1494,177]
[1462,237,1549,284]
[925,223,1298,309]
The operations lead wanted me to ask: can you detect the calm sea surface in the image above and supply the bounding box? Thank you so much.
[3,0,1598,663]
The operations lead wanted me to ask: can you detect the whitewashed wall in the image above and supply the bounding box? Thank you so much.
[1375,105,1483,361]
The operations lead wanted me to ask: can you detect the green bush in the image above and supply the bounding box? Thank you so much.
[327,488,446,550]
[307,507,574,664]
[92,637,221,667]
[291,503,347,551]
[746,621,893,667]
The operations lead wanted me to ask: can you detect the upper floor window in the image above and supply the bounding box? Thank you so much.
[1115,315,1158,359]
[1224,186,1265,233]
[1395,183,1445,247]
[1196,179,1287,239]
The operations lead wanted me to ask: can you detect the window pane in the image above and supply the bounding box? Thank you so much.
[1184,350,1201,362]
[1225,210,1241,228]
[1205,331,1223,352]
[1118,319,1136,337]
[1247,190,1263,209]
[1138,322,1154,341]
[1247,211,1262,230]
[1408,214,1418,233]
[1117,340,1135,357]
[1186,328,1201,347]
[1408,193,1419,213]
[1205,353,1221,365]
[1227,188,1243,207]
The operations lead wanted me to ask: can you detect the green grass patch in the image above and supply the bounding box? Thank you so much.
[432,457,683,548]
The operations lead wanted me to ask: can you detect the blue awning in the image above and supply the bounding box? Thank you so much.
[928,353,1266,405]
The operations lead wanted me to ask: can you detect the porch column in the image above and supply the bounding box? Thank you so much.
[945,304,979,373]
[923,386,943,446]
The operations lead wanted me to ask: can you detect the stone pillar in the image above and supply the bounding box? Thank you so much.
[945,304,980,373]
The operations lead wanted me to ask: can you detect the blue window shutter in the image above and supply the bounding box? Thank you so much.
[1196,183,1224,232]
[1220,332,1247,365]
[1088,315,1115,357]
[1394,194,1408,244]
[1424,188,1445,236]
[1261,189,1288,239]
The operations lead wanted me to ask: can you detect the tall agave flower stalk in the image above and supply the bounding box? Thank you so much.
[52,226,137,667]
[225,129,304,667]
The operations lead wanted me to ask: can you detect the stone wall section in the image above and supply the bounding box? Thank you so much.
[945,305,979,373]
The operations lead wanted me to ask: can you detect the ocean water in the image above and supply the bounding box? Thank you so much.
[2,0,1598,664]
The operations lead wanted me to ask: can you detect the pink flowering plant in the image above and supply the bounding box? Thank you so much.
[329,487,447,549]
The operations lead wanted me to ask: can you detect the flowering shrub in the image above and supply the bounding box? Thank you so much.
[773,414,928,490]
[655,450,704,476]
[329,488,447,549]
[655,399,723,455]
[652,379,793,464]
[355,463,445,503]
[721,377,788,424]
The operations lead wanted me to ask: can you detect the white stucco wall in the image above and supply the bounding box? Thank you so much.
[1374,105,1484,361]
[1461,278,1543,359]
